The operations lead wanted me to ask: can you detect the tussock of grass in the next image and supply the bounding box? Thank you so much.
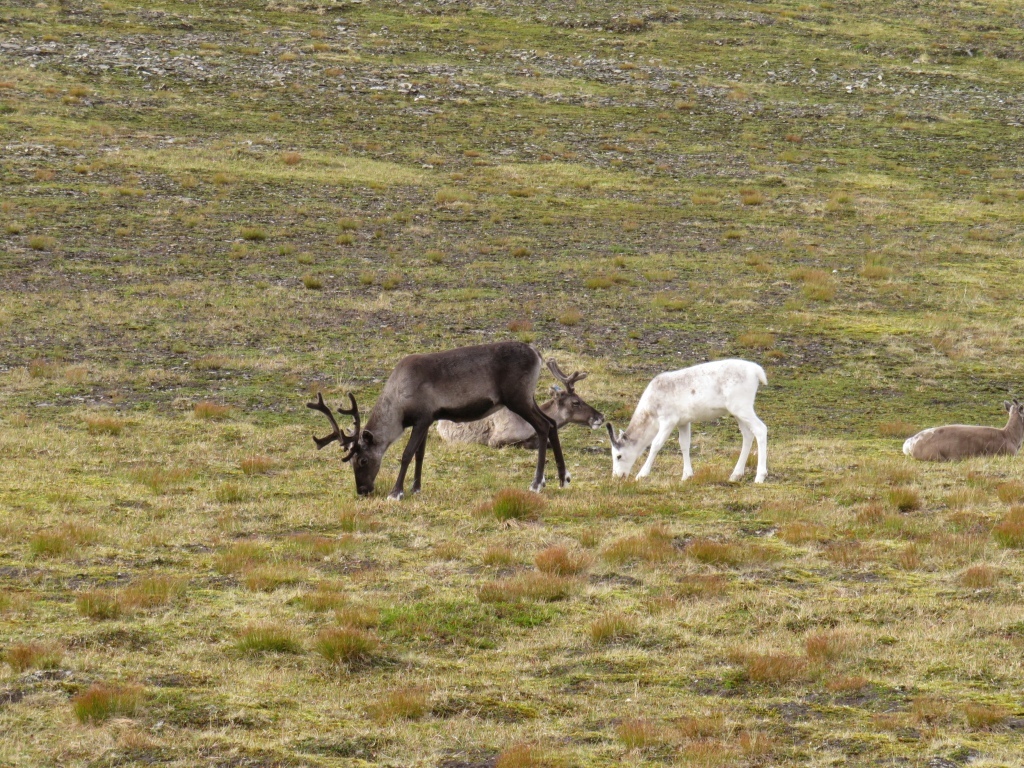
[242,564,306,592]
[84,414,124,435]
[731,650,807,685]
[76,589,121,620]
[130,466,192,494]
[685,538,743,566]
[911,695,949,724]
[778,522,825,545]
[214,482,247,503]
[652,292,689,312]
[602,525,675,564]
[590,612,638,645]
[72,683,143,724]
[367,686,429,723]
[482,545,519,566]
[338,509,381,532]
[675,573,730,599]
[887,486,921,512]
[616,718,665,749]
[992,507,1024,548]
[495,743,549,768]
[964,702,1008,730]
[235,623,303,655]
[240,454,274,475]
[312,626,379,666]
[215,541,270,574]
[29,523,100,558]
[477,489,545,522]
[827,675,870,693]
[293,589,347,612]
[240,226,267,241]
[118,575,186,610]
[995,481,1024,504]
[805,629,856,664]
[959,564,998,588]
[193,401,232,420]
[478,572,574,603]
[4,642,62,672]
[737,331,775,350]
[534,545,591,576]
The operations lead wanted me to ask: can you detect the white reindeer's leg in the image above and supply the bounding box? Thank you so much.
[635,423,675,479]
[751,414,768,483]
[678,422,693,481]
[730,420,754,482]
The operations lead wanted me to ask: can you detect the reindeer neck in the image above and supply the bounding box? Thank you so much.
[363,395,407,453]
[1004,410,1024,449]
[624,405,659,449]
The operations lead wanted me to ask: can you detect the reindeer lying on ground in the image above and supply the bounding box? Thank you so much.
[903,400,1024,461]
[605,359,768,483]
[436,360,604,448]
[306,341,568,499]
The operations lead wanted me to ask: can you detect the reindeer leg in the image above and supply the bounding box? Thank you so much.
[411,428,428,494]
[389,421,430,501]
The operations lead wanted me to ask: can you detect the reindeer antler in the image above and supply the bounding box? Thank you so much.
[306,392,361,460]
[547,359,588,393]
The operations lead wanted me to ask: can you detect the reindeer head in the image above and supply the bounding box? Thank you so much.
[1005,399,1024,423]
[605,423,642,478]
[546,360,604,429]
[307,392,381,496]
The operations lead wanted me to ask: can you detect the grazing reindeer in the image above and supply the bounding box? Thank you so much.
[436,360,605,449]
[903,400,1024,461]
[606,359,768,483]
[306,341,568,499]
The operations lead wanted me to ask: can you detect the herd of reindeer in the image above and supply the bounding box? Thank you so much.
[306,341,1024,499]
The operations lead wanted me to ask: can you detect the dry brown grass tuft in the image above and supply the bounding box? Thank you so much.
[482,545,519,566]
[991,506,1024,548]
[827,675,870,693]
[616,718,666,750]
[685,538,743,566]
[557,308,583,326]
[859,259,893,280]
[896,544,922,570]
[822,540,873,568]
[478,572,574,603]
[911,695,950,725]
[72,683,143,724]
[590,612,639,645]
[535,545,591,576]
[675,711,726,740]
[778,522,825,545]
[240,454,274,475]
[675,573,730,599]
[963,702,1008,730]
[338,509,381,532]
[805,629,856,664]
[739,188,765,206]
[76,589,121,620]
[732,650,808,685]
[477,488,545,522]
[29,523,100,558]
[602,526,675,564]
[367,686,429,723]
[294,589,347,612]
[4,642,63,672]
[737,331,775,349]
[235,623,303,655]
[193,401,232,420]
[312,626,379,666]
[281,151,303,165]
[995,480,1024,504]
[215,541,270,574]
[433,541,463,560]
[118,575,186,610]
[495,743,549,768]
[84,414,124,436]
[242,564,306,592]
[959,564,999,588]
[887,486,921,511]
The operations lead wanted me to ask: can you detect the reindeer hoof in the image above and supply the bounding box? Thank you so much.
[754,475,767,484]
[387,491,404,501]
[729,473,743,483]
[529,482,543,494]
[560,473,571,488]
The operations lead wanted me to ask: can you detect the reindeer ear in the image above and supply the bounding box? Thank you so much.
[361,430,375,447]
[1005,401,1012,412]
[605,423,617,447]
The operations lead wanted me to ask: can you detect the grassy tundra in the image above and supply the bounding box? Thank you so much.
[2,0,1024,765]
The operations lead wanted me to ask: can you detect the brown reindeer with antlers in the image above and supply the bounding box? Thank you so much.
[436,360,604,449]
[306,342,568,499]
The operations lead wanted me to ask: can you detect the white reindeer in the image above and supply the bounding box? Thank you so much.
[605,359,768,483]
[902,400,1024,461]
